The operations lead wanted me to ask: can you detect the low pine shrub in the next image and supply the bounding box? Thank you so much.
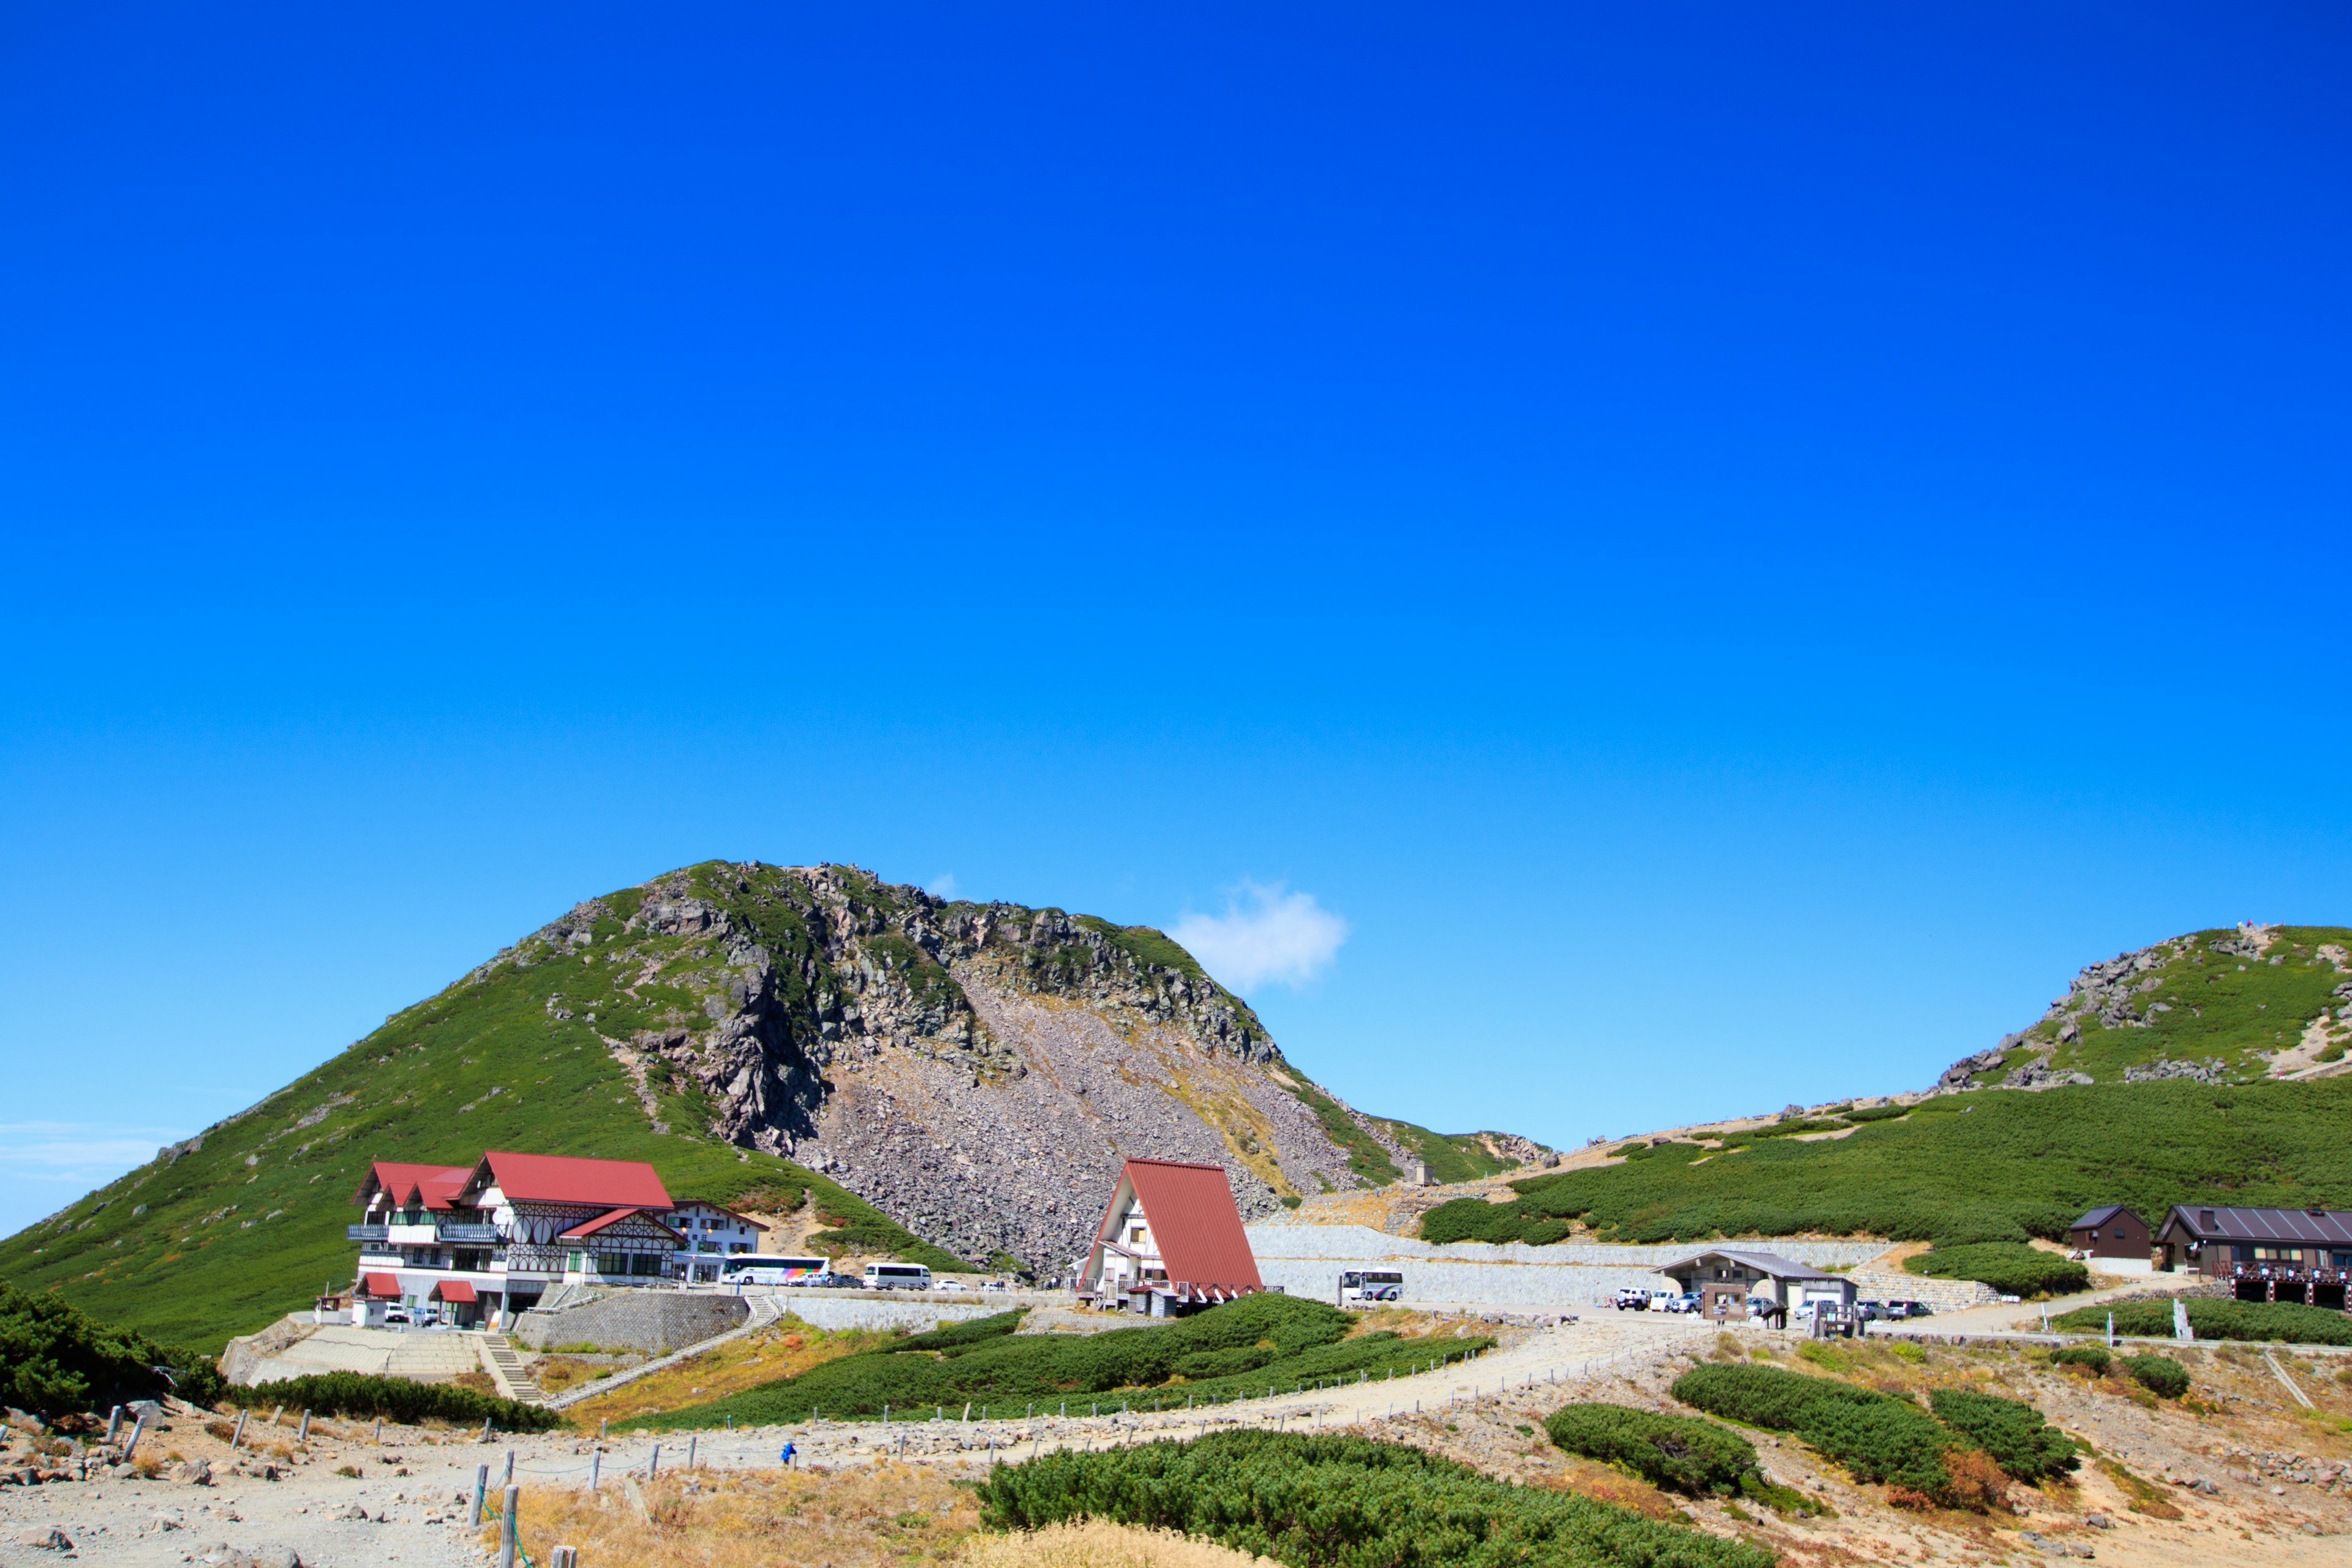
[1904,1244,2088,1298]
[638,1293,1494,1430]
[2123,1355,2190,1398]
[1542,1402,1755,1495]
[0,1280,225,1419]
[2052,1298,2352,1347]
[894,1309,1028,1354]
[1793,1396,1957,1499]
[1842,1105,1910,1123]
[977,1428,1774,1568]
[1925,1390,2078,1481]
[2049,1346,2111,1375]
[1670,1362,1970,1507]
[230,1372,560,1431]
[1667,1362,1882,1430]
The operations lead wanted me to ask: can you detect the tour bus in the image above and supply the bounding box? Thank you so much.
[1339,1269,1404,1305]
[722,1255,830,1287]
[862,1262,933,1291]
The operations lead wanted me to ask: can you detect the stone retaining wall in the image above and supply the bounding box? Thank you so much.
[513,1289,748,1353]
[1243,1223,1888,1311]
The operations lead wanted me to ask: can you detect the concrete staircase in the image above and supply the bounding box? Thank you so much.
[477,1337,549,1405]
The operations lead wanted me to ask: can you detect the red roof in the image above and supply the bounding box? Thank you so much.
[353,1161,475,1210]
[1102,1158,1261,1292]
[559,1206,682,1242]
[432,1280,478,1303]
[360,1272,402,1297]
[477,1152,673,1209]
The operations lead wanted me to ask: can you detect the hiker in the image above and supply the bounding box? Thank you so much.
[780,1440,797,1467]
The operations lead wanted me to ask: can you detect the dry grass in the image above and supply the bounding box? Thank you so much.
[567,1319,891,1428]
[1346,1306,1512,1341]
[961,1520,1276,1568]
[485,1460,983,1568]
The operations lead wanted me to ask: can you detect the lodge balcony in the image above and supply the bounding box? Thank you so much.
[2231,1262,2351,1285]
[350,1221,502,1243]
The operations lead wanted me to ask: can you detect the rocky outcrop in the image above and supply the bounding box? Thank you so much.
[2122,1057,2228,1084]
[473,862,1477,1275]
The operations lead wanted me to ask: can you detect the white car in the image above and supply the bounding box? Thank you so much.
[935,1280,970,1293]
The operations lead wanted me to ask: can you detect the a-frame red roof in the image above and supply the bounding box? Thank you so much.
[1102,1158,1262,1292]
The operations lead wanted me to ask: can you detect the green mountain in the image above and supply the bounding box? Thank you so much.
[1,860,1537,1352]
[1937,924,2351,1090]
[1421,922,2352,1251]
[1422,1075,2352,1248]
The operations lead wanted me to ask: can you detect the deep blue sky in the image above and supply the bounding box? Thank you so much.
[4,4,2348,1236]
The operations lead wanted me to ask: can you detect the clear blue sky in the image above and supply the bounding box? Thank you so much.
[4,4,2347,1237]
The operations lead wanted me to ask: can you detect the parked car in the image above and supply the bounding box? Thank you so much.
[935,1280,970,1294]
[1661,1292,1703,1314]
[811,1272,861,1290]
[382,1306,412,1326]
[1612,1288,1653,1311]
[1855,1300,1891,1321]
[1888,1300,1932,1319]
[981,1280,1009,1292]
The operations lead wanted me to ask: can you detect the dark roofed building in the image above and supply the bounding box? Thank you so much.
[1659,1248,1857,1324]
[2066,1205,2152,1270]
[2155,1204,2352,1310]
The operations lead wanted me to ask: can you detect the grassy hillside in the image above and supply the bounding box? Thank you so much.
[0,864,979,1353]
[1422,1077,2352,1247]
[1366,1119,1528,1185]
[1970,925,2351,1084]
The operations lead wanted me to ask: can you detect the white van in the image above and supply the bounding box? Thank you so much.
[862,1262,932,1291]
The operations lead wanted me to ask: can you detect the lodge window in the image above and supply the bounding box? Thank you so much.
[2236,1245,2299,1263]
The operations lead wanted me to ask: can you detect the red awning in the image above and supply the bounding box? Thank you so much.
[361,1272,401,1298]
[433,1280,478,1303]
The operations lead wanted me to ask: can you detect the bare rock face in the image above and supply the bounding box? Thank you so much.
[503,863,1402,1273]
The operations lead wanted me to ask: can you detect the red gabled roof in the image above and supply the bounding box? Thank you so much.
[360,1271,401,1297]
[353,1161,475,1209]
[559,1206,683,1242]
[477,1152,673,1209]
[1107,1158,1261,1292]
[432,1279,478,1303]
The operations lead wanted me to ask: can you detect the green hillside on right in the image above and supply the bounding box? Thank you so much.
[1421,1076,2352,1248]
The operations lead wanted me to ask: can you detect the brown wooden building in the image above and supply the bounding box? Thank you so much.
[2154,1204,2352,1310]
[2066,1204,2151,1263]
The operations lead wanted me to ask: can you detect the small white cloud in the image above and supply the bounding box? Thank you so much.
[927,873,960,899]
[1170,882,1349,992]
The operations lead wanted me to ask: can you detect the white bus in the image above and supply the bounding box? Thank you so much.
[722,1255,831,1287]
[1339,1270,1404,1305]
[863,1262,932,1291]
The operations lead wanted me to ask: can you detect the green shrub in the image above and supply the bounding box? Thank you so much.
[638,1293,1494,1430]
[1611,1142,1652,1158]
[892,1309,1027,1354]
[1667,1362,1883,1430]
[1925,1390,2078,1480]
[2049,1346,2111,1375]
[1795,1396,1957,1496]
[2051,1298,2352,1346]
[1751,1118,1850,1140]
[1543,1402,1756,1495]
[1844,1105,1910,1123]
[0,1279,225,1419]
[2122,1355,2190,1398]
[230,1371,560,1431]
[1670,1362,1958,1503]
[1905,1244,2089,1298]
[977,1429,1773,1568]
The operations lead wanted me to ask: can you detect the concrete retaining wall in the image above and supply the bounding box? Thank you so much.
[513,1289,748,1353]
[1242,1223,1888,1311]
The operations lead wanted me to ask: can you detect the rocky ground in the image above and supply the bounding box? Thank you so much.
[8,1310,2349,1567]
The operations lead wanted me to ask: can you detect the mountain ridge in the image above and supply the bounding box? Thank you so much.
[0,859,1539,1349]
